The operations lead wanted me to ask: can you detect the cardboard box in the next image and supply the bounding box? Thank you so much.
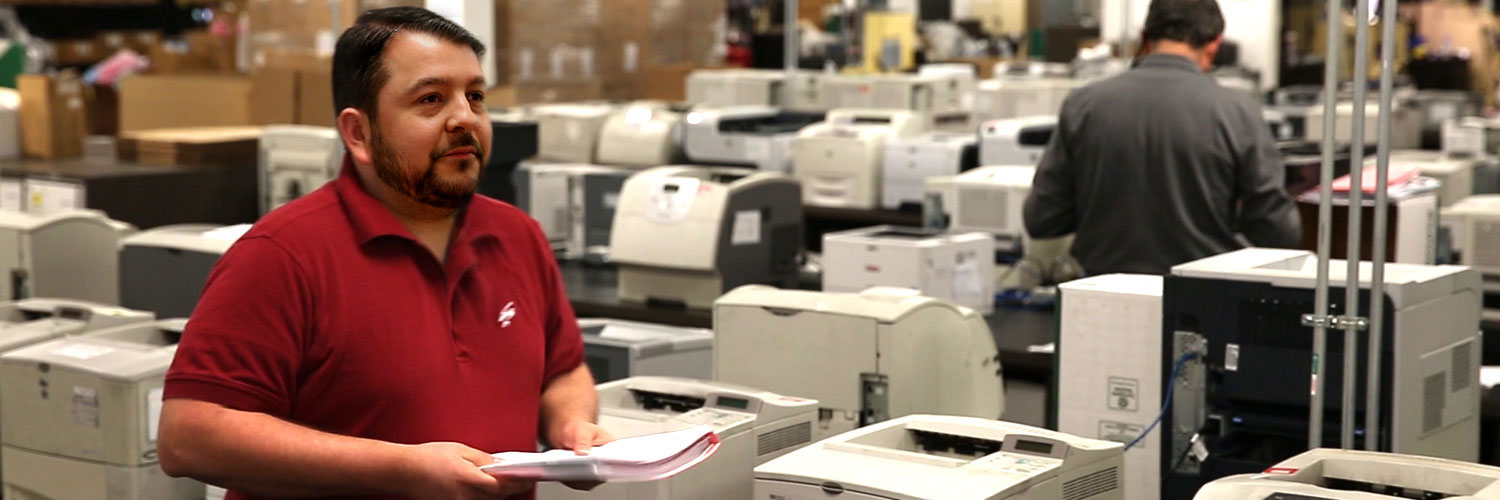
[84,84,119,136]
[50,39,104,66]
[117,127,263,166]
[118,74,254,132]
[298,65,335,127]
[17,74,87,160]
[149,31,236,74]
[251,66,300,125]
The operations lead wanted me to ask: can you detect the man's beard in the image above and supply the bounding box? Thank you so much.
[369,125,484,210]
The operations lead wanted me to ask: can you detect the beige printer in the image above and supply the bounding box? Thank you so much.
[258,125,343,214]
[535,103,616,164]
[1195,449,1500,499]
[596,102,688,168]
[713,285,1004,438]
[0,319,203,500]
[792,108,927,209]
[1443,194,1500,278]
[0,210,133,305]
[685,69,787,107]
[609,167,803,309]
[0,299,152,355]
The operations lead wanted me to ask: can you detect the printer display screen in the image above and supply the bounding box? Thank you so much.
[716,396,751,410]
[1012,439,1054,455]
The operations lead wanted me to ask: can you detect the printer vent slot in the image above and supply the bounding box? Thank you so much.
[1423,373,1446,434]
[757,421,812,457]
[1453,341,1474,392]
[956,187,1007,232]
[1474,221,1500,268]
[1061,466,1118,500]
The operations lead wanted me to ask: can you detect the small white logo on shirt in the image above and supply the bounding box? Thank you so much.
[498,302,517,328]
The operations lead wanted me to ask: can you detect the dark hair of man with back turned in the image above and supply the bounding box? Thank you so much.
[330,6,486,120]
[1142,0,1226,47]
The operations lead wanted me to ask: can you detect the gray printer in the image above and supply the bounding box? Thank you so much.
[119,224,249,319]
[0,210,133,305]
[580,319,713,384]
[512,163,635,261]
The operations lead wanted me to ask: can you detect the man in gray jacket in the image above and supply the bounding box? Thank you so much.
[1023,0,1300,275]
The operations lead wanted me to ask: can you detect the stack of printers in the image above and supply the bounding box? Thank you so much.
[1441,117,1500,195]
[753,415,1124,500]
[923,165,1037,247]
[0,210,132,305]
[119,224,251,318]
[682,106,824,173]
[534,104,616,164]
[258,125,343,214]
[880,131,978,210]
[974,75,1081,123]
[685,69,787,108]
[609,167,802,309]
[979,116,1057,166]
[537,376,818,500]
[579,319,712,384]
[0,319,203,500]
[1380,149,1481,207]
[511,163,634,261]
[713,285,1003,438]
[596,102,690,168]
[821,225,995,314]
[1404,89,1480,150]
[792,109,926,209]
[1195,449,1500,499]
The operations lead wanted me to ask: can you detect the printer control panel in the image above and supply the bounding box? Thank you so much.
[977,452,1063,477]
[678,408,755,431]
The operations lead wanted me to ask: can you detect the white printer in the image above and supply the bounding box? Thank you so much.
[1444,116,1500,158]
[580,319,713,384]
[119,224,250,319]
[974,76,1081,123]
[920,64,979,124]
[538,376,818,500]
[258,125,344,214]
[923,165,1037,245]
[880,132,979,210]
[822,226,995,314]
[1382,149,1479,207]
[1057,274,1165,500]
[753,415,1125,500]
[1194,449,1500,499]
[609,167,803,309]
[682,106,824,173]
[784,71,826,113]
[792,108,927,209]
[0,319,203,500]
[685,69,786,107]
[511,163,635,260]
[819,74,943,116]
[0,299,153,356]
[1299,100,1422,149]
[535,103,615,164]
[0,87,17,160]
[980,116,1057,166]
[1443,194,1500,277]
[0,209,132,305]
[596,102,688,168]
[713,286,1004,438]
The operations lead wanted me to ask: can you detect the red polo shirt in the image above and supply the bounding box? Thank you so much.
[164,162,583,500]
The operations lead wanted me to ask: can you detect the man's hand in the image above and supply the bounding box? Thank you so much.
[550,420,615,492]
[396,442,534,500]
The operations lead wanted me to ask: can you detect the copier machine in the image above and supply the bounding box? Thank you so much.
[119,224,250,319]
[880,131,979,210]
[0,319,203,500]
[980,116,1057,167]
[923,165,1037,247]
[535,103,615,164]
[682,106,825,173]
[753,415,1125,500]
[258,125,343,214]
[579,318,713,384]
[822,226,995,314]
[713,285,1004,438]
[792,108,927,209]
[0,209,132,305]
[537,376,818,500]
[609,167,803,309]
[511,162,634,261]
[1159,249,1481,497]
[1195,449,1500,499]
[596,102,689,168]
[685,69,787,107]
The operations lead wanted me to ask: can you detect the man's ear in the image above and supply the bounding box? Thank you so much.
[337,108,374,166]
[1201,35,1226,70]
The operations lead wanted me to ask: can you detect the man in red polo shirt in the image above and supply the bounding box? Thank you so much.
[156,7,611,500]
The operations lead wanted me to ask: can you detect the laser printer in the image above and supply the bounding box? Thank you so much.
[596,102,689,168]
[792,108,927,209]
[0,299,152,357]
[1381,149,1479,207]
[682,106,824,173]
[511,162,634,260]
[1444,116,1500,158]
[821,226,995,314]
[818,74,945,116]
[1194,449,1500,500]
[1297,100,1421,149]
[0,209,132,305]
[1407,90,1480,149]
[1443,194,1500,277]
[980,116,1057,166]
[685,69,786,107]
[713,285,1004,438]
[0,319,203,500]
[753,415,1124,500]
[535,103,615,164]
[609,167,802,309]
[537,376,818,500]
[922,165,1037,247]
[579,318,713,384]
[1159,248,1481,497]
[119,224,251,319]
[1057,274,1166,500]
[880,131,979,211]
[258,125,343,214]
[974,76,1081,123]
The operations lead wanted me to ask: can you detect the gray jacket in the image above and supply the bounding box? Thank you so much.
[1023,54,1301,275]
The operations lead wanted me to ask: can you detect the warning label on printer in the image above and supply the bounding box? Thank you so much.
[1107,377,1139,412]
[73,386,100,428]
[1099,420,1145,444]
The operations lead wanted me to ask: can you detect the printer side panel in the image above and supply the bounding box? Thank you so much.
[1389,285,1481,462]
[714,181,803,291]
[30,220,120,305]
[0,226,21,301]
[879,307,1003,424]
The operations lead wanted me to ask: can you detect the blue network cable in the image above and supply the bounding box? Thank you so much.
[1125,351,1201,451]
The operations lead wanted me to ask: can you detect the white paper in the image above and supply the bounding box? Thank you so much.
[952,251,985,300]
[147,388,163,442]
[482,425,720,483]
[51,344,113,360]
[25,179,83,215]
[731,210,760,246]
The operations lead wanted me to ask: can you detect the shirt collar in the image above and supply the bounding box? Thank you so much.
[333,156,499,249]
[1135,53,1205,74]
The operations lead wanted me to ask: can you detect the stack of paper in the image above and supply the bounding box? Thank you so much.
[480,425,720,482]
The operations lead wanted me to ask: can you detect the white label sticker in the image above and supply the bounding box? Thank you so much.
[25,179,84,215]
[1226,344,1241,372]
[1098,420,1145,444]
[0,179,22,212]
[73,386,99,428]
[1107,376,1140,412]
[731,209,761,246]
[52,344,114,360]
[952,251,985,302]
[147,387,164,442]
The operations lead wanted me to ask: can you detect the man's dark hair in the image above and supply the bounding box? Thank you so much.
[331,7,486,120]
[1142,0,1225,48]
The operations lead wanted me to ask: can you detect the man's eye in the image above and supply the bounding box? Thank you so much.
[419,94,441,104]
[469,92,485,101]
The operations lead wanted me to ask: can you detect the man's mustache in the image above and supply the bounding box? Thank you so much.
[433,133,484,160]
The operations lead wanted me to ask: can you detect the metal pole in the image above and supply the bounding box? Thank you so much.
[786,0,799,76]
[1366,0,1396,452]
[1309,0,1342,452]
[1341,0,1373,452]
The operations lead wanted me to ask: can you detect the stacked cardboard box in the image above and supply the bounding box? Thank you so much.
[117,127,263,166]
[17,73,87,160]
[118,74,255,132]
